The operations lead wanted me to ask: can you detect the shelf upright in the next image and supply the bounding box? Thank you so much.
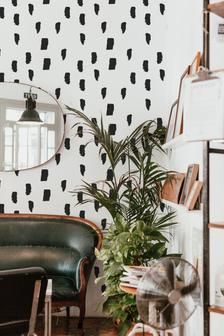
[203,0,210,68]
[203,141,210,336]
[202,0,210,330]
[207,144,224,329]
[204,0,224,334]
[203,140,224,336]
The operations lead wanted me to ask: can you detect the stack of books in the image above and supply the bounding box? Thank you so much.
[120,265,150,289]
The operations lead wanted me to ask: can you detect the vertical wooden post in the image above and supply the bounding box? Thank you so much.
[203,0,210,68]
[203,1,210,333]
[203,141,210,336]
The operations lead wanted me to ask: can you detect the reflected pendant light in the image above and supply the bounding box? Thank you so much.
[17,95,43,124]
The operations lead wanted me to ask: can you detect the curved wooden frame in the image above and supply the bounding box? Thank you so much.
[0,213,103,251]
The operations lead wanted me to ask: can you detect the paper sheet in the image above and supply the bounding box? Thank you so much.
[184,75,224,141]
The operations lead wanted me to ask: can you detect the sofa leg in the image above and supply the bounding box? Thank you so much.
[66,306,70,320]
[65,307,70,331]
[78,303,85,329]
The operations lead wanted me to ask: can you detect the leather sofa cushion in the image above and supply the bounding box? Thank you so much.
[52,276,78,301]
[0,246,80,279]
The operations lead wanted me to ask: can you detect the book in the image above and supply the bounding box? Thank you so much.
[179,164,199,205]
[185,181,203,210]
[120,275,139,284]
[120,282,139,289]
[161,173,185,204]
[122,265,150,277]
[120,265,150,288]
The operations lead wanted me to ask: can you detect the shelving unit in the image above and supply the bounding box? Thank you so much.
[163,137,204,335]
[163,3,224,334]
[163,137,224,336]
[180,1,224,333]
[205,3,224,333]
[204,143,224,333]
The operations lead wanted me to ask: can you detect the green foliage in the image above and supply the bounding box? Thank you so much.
[68,106,176,336]
[95,213,176,335]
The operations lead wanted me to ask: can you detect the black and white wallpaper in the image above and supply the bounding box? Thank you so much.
[0,0,168,316]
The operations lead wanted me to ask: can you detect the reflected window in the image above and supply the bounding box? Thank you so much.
[4,127,13,171]
[0,100,58,170]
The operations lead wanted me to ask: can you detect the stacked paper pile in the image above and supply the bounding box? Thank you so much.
[120,265,150,289]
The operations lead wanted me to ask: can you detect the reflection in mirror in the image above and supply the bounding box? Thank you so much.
[0,82,64,171]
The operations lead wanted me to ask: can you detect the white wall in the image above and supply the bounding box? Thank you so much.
[163,1,204,334]
[165,0,203,106]
[0,0,169,317]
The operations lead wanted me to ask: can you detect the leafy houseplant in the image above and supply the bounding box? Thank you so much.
[67,107,176,335]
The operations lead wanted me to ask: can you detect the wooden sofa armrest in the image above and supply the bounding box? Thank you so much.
[76,257,92,294]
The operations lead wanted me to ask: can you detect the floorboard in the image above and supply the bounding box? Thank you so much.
[36,316,118,336]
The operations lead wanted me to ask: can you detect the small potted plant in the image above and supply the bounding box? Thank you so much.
[68,106,176,336]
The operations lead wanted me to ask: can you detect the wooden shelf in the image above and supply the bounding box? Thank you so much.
[209,222,224,229]
[208,2,224,18]
[161,199,184,210]
[209,305,224,314]
[162,134,185,150]
[161,199,202,212]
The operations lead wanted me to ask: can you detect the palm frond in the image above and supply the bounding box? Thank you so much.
[68,106,130,170]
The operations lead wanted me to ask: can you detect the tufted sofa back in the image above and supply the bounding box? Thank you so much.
[0,214,102,279]
[0,214,101,256]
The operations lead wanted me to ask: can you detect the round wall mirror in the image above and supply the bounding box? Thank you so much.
[0,82,64,171]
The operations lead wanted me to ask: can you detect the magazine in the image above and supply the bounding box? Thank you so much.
[120,265,150,288]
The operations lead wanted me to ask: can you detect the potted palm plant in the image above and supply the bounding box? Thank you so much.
[67,106,176,336]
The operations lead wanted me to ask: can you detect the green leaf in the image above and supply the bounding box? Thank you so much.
[118,320,131,336]
[67,107,178,327]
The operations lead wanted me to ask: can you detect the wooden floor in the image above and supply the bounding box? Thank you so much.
[36,316,118,336]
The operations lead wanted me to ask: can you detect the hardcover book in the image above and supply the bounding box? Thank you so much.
[161,173,185,204]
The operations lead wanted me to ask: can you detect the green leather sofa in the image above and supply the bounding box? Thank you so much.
[0,214,103,328]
